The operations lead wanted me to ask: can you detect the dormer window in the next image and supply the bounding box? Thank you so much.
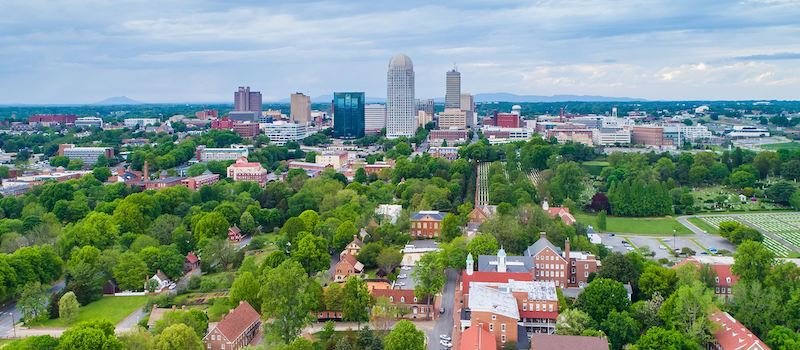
[389,296,393,302]
[413,297,418,303]
[726,277,731,284]
[715,277,720,284]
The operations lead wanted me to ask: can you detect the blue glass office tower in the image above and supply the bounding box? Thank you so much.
[333,92,365,138]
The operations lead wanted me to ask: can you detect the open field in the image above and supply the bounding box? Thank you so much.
[575,212,692,235]
[761,142,800,151]
[699,213,800,257]
[688,217,719,234]
[30,296,147,328]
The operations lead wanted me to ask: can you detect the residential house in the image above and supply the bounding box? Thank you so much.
[469,205,497,225]
[708,311,769,350]
[370,288,433,320]
[530,334,609,350]
[228,226,244,242]
[542,201,576,226]
[150,270,171,291]
[334,253,364,282]
[674,256,738,302]
[341,235,364,258]
[184,252,200,273]
[203,301,262,350]
[410,211,445,239]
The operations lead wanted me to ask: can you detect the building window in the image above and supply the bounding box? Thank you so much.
[523,304,527,311]
[715,277,719,284]
[389,296,393,302]
[489,324,494,331]
[501,324,506,332]
[413,297,417,303]
[726,277,731,284]
[400,297,405,303]
[501,335,506,343]
[536,304,540,311]
[491,315,497,320]
[549,304,553,312]
[584,271,588,278]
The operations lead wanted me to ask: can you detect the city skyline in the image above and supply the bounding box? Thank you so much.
[2,0,800,104]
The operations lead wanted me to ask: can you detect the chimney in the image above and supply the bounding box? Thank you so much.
[565,238,571,260]
[143,160,149,180]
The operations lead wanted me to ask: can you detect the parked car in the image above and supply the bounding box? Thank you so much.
[398,274,407,279]
[440,340,452,348]
[440,335,451,341]
[439,307,445,314]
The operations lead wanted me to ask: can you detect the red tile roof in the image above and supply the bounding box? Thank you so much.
[547,207,576,225]
[185,252,199,264]
[530,334,609,350]
[674,258,738,288]
[710,311,769,350]
[461,271,533,294]
[460,325,497,350]
[213,301,261,342]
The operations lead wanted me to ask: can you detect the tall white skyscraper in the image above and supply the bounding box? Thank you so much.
[445,68,461,109]
[386,54,415,139]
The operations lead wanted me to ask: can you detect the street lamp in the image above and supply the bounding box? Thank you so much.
[673,230,677,254]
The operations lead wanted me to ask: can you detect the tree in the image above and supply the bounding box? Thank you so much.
[138,245,184,279]
[597,253,644,286]
[659,282,714,344]
[154,323,204,350]
[413,252,445,303]
[371,296,399,331]
[354,168,368,183]
[549,162,586,204]
[19,282,49,324]
[333,221,358,251]
[193,212,230,240]
[229,271,260,310]
[575,278,630,325]
[555,308,595,335]
[781,160,800,181]
[597,210,607,231]
[440,214,462,242]
[118,328,155,350]
[57,320,123,350]
[730,170,756,188]
[765,181,797,204]
[765,325,800,349]
[92,167,112,182]
[291,233,329,275]
[376,247,402,275]
[732,241,775,282]
[260,260,317,343]
[729,280,784,338]
[634,327,700,350]
[638,265,677,299]
[384,320,425,350]
[113,252,149,291]
[357,242,383,269]
[5,335,59,350]
[467,233,499,257]
[238,211,257,235]
[58,291,80,323]
[153,309,209,338]
[601,310,640,350]
[342,277,371,323]
[65,245,104,305]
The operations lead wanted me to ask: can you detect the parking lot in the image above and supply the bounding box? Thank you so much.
[600,233,732,261]
[394,265,416,290]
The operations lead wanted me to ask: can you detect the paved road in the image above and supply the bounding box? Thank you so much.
[426,269,457,350]
[0,279,65,338]
[115,308,147,334]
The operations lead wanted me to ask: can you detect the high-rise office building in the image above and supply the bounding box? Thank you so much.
[460,93,474,112]
[445,68,461,109]
[290,93,311,124]
[364,104,386,135]
[387,54,415,138]
[234,86,262,113]
[333,92,365,139]
[416,98,435,117]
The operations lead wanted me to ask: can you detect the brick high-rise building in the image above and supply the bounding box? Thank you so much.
[290,93,311,124]
[234,86,262,113]
[445,68,461,109]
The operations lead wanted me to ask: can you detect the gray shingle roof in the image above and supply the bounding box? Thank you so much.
[477,255,532,273]
[524,236,562,257]
[411,211,444,221]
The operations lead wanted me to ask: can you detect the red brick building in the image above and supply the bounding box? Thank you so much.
[632,125,665,146]
[674,256,739,302]
[29,114,77,126]
[334,253,364,282]
[410,211,444,239]
[460,325,497,350]
[211,117,234,130]
[530,334,609,350]
[181,173,220,190]
[227,158,268,186]
[370,288,433,320]
[203,301,261,350]
[495,113,521,128]
[232,122,260,138]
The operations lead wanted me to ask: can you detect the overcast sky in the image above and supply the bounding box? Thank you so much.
[1,0,799,104]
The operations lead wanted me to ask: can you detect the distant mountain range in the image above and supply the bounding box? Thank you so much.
[275,93,643,104]
[93,96,144,105]
[471,93,645,103]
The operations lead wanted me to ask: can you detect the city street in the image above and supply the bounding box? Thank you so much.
[425,269,457,350]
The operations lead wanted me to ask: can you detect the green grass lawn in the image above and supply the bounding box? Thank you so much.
[576,212,692,235]
[762,142,800,150]
[30,295,147,328]
[688,217,719,234]
[582,161,610,166]
[0,339,12,348]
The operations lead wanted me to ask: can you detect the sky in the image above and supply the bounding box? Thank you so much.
[1,0,799,104]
